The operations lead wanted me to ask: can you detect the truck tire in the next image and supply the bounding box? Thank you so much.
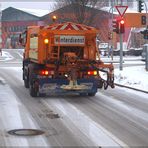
[29,81,38,97]
[24,79,29,88]
[88,92,96,96]
[23,67,29,88]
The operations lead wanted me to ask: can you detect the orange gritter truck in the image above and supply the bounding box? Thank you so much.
[19,22,114,97]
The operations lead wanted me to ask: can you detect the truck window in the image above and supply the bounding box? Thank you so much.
[30,34,38,49]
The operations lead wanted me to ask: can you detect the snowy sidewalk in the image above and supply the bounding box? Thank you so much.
[114,66,148,93]
[100,56,144,64]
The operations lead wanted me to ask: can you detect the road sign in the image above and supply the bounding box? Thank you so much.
[115,6,128,17]
[124,13,147,27]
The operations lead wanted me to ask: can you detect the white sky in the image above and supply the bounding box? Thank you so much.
[0,2,56,16]
[0,1,138,11]
[0,2,145,17]
[1,2,55,11]
[1,2,148,16]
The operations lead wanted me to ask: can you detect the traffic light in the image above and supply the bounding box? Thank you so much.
[112,19,119,33]
[112,18,125,34]
[141,15,146,25]
[52,15,57,22]
[144,30,148,39]
[138,0,144,13]
[119,19,125,34]
[141,29,148,39]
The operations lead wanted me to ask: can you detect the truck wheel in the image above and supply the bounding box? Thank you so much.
[23,69,29,88]
[29,81,38,97]
[24,79,29,88]
[88,92,96,96]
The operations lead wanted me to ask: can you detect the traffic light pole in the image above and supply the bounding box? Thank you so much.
[143,1,148,71]
[146,45,148,71]
[111,0,114,60]
[119,0,123,71]
[119,33,123,70]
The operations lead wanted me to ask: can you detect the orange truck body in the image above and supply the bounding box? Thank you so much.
[20,22,114,97]
[25,23,98,64]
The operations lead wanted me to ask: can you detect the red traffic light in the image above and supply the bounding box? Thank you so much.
[119,19,125,33]
[120,20,125,24]
[112,18,125,34]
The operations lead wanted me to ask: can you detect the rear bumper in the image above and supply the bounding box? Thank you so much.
[38,78,98,95]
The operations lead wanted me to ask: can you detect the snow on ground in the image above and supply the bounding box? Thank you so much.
[99,55,148,92]
[0,51,14,61]
[101,56,144,64]
[0,51,147,146]
[114,66,148,92]
[0,76,48,147]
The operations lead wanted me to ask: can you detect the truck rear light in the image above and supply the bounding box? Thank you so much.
[39,70,54,76]
[87,70,97,76]
[44,38,49,44]
[41,70,49,76]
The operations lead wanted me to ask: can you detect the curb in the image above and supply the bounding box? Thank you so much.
[115,83,148,94]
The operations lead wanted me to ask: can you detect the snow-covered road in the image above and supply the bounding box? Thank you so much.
[0,49,148,147]
[0,67,123,147]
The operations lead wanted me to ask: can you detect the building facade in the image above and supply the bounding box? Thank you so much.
[2,7,39,48]
[1,4,142,49]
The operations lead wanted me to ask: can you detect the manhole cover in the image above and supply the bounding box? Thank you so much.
[8,129,44,136]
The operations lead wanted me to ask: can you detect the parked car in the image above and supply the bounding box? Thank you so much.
[98,43,109,56]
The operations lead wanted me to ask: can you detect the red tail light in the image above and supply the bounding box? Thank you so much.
[87,70,97,76]
[41,70,49,76]
[39,70,54,76]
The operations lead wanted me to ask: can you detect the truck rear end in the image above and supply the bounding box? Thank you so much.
[20,22,114,97]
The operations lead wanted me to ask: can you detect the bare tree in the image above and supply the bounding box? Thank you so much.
[52,0,108,25]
